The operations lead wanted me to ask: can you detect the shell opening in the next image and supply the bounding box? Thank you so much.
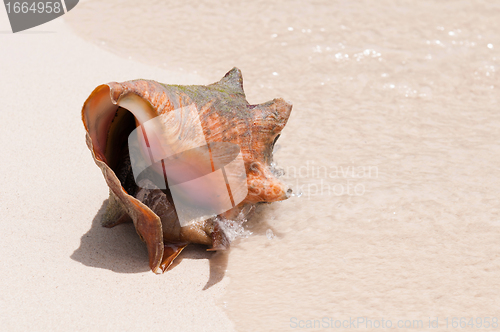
[82,85,157,194]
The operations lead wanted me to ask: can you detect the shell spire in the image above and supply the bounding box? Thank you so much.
[209,67,245,96]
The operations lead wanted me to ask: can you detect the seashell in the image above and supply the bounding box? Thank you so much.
[81,68,292,273]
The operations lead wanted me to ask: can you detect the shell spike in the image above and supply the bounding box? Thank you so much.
[209,67,245,96]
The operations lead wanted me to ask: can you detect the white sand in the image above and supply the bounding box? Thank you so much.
[0,10,234,332]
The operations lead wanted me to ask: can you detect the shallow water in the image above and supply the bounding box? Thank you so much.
[67,1,500,330]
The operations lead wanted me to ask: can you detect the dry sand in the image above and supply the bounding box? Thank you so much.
[0,10,234,332]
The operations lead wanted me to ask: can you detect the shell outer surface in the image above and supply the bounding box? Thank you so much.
[82,68,292,273]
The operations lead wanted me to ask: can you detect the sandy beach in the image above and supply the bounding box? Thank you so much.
[2,1,500,331]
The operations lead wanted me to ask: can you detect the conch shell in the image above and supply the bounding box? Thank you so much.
[82,68,292,273]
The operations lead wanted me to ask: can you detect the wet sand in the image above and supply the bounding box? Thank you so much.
[67,1,500,330]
